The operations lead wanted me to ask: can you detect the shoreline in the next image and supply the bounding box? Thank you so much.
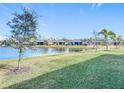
[0,52,70,61]
[1,48,124,88]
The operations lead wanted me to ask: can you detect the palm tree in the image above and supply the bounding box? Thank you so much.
[117,35,123,48]
[110,32,117,48]
[98,29,115,50]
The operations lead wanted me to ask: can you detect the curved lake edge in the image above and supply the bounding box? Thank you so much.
[0,52,68,61]
[0,46,88,60]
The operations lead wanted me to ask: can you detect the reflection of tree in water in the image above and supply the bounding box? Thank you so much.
[26,48,84,57]
[29,48,49,54]
[40,48,49,54]
[69,48,83,52]
[52,48,66,53]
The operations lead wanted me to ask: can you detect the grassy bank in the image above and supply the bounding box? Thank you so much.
[1,48,124,88]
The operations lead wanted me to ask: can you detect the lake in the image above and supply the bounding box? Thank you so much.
[0,47,84,60]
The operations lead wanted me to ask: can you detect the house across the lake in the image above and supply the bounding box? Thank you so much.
[67,40,83,46]
[36,39,88,46]
[1,39,124,46]
[55,40,66,45]
[35,39,124,46]
[37,40,44,45]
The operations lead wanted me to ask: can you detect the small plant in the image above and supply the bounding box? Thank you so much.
[92,30,99,51]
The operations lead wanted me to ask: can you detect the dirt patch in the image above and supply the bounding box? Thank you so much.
[6,67,30,75]
[0,64,30,75]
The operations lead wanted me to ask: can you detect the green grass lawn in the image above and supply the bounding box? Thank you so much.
[1,47,124,89]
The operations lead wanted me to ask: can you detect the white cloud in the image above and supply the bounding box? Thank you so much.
[96,3,103,8]
[0,4,13,13]
[91,3,97,9]
[89,3,104,9]
[40,23,48,27]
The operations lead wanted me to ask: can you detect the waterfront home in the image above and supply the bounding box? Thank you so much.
[55,40,66,45]
[36,40,66,45]
[36,39,124,46]
[36,39,84,46]
[37,40,54,45]
[68,40,83,46]
[37,40,44,45]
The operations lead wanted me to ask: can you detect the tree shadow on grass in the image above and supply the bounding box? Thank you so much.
[5,54,124,89]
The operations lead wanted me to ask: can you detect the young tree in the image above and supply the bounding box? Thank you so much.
[5,7,38,70]
[88,37,93,45]
[44,39,48,45]
[92,31,99,51]
[98,29,115,50]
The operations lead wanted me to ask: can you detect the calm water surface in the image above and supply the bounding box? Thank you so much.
[0,47,84,60]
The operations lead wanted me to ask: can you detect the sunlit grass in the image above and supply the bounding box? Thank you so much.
[1,47,124,88]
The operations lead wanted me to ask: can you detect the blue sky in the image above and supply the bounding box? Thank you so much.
[0,3,124,39]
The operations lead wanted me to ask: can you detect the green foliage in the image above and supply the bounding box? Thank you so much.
[98,29,116,50]
[117,35,123,45]
[110,34,116,41]
[6,7,38,49]
[98,29,115,40]
[3,7,39,69]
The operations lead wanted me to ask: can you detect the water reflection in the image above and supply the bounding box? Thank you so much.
[0,47,84,60]
[68,48,84,52]
[51,48,67,53]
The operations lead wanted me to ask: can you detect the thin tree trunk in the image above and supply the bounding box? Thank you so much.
[106,45,108,50]
[94,41,98,52]
[116,45,117,48]
[119,44,121,48]
[115,41,118,49]
[93,43,95,48]
[17,48,22,70]
[106,40,108,51]
[96,42,98,52]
